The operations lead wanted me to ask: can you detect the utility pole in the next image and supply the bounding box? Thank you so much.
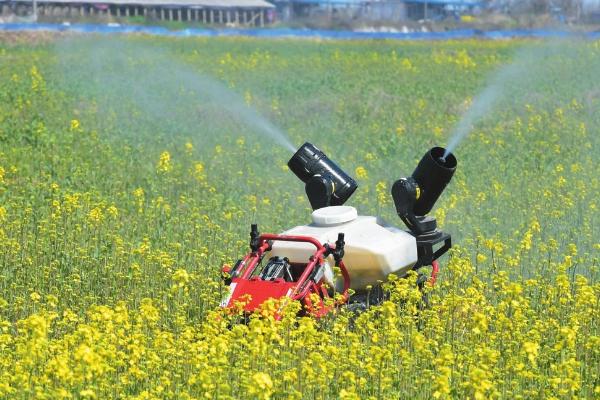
[33,0,38,21]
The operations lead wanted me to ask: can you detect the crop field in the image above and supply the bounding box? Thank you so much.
[0,33,599,399]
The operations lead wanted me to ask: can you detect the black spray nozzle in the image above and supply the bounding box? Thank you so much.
[412,147,457,216]
[324,232,345,265]
[250,223,260,252]
[392,147,457,235]
[288,142,358,210]
[334,232,345,264]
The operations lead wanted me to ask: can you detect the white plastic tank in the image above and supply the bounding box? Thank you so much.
[268,206,418,290]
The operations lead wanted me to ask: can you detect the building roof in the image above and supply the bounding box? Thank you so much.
[290,0,481,4]
[20,0,275,7]
[403,0,482,5]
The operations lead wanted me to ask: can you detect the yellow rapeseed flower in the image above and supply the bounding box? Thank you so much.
[355,166,368,179]
[157,151,172,173]
[70,119,80,131]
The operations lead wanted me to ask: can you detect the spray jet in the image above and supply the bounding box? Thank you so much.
[220,143,458,317]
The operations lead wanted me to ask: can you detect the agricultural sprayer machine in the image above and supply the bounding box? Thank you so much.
[220,143,457,317]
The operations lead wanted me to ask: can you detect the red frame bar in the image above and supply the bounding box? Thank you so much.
[430,260,439,286]
[239,241,272,280]
[259,233,325,250]
[236,233,350,304]
[293,245,327,300]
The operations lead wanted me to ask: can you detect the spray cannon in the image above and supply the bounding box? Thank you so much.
[391,146,457,268]
[288,142,358,210]
[220,142,458,317]
[392,147,457,234]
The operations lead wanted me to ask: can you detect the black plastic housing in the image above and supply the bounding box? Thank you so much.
[411,147,457,216]
[288,142,358,209]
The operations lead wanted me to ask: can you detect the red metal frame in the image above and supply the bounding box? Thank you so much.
[430,260,440,286]
[221,234,350,318]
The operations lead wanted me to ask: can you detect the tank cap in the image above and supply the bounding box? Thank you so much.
[312,206,358,226]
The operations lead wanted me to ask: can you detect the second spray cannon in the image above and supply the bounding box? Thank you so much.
[281,143,458,303]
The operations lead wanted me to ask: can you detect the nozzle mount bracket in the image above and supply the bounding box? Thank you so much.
[392,177,437,235]
[413,231,451,270]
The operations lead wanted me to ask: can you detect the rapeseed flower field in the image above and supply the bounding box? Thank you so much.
[0,34,598,399]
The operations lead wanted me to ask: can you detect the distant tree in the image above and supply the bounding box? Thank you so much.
[555,0,583,19]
